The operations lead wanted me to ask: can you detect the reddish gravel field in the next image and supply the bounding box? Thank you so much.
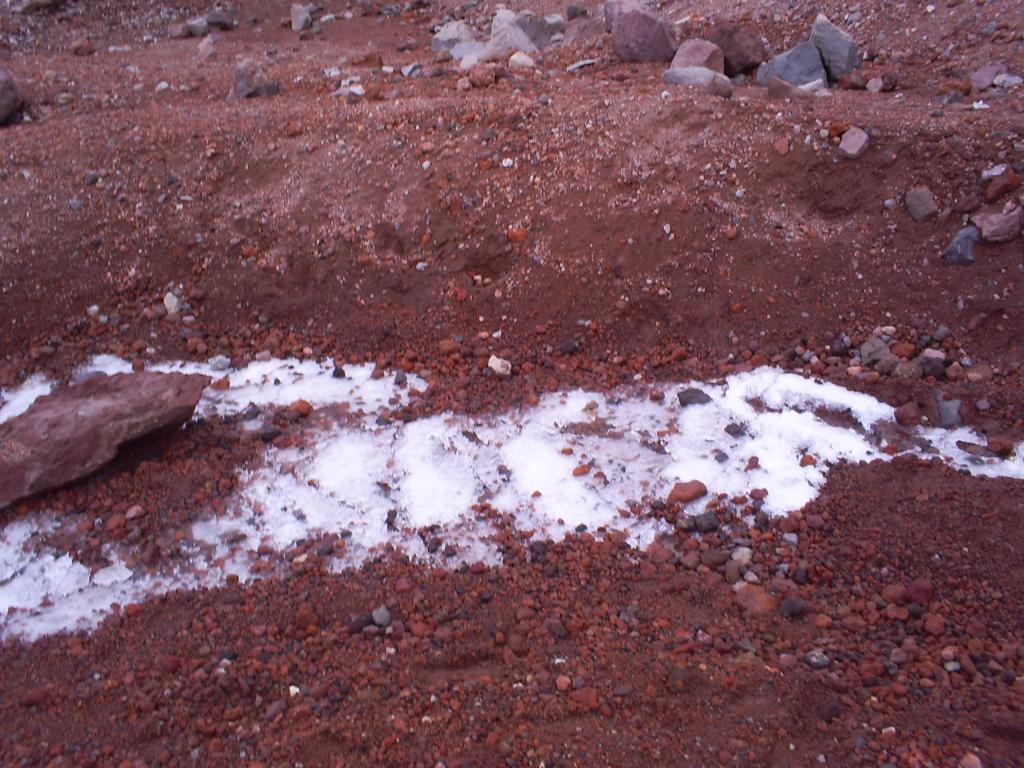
[1,0,1023,766]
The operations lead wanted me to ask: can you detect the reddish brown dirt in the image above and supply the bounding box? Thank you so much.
[1,0,1023,766]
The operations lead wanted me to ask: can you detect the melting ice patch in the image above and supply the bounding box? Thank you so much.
[2,360,1023,641]
[0,374,53,425]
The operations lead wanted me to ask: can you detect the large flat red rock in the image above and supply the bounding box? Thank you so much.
[0,371,209,509]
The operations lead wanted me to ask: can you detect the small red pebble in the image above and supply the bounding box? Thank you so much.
[288,399,313,417]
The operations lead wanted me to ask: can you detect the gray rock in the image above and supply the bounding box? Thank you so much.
[694,510,719,533]
[756,41,826,87]
[859,336,889,366]
[493,10,565,49]
[677,387,712,406]
[904,187,938,222]
[970,62,1007,91]
[291,3,312,32]
[184,16,210,37]
[809,14,860,80]
[875,353,900,375]
[432,20,476,52]
[229,60,279,101]
[0,68,23,125]
[205,9,235,30]
[611,5,676,63]
[934,390,962,429]
[838,126,869,159]
[661,66,732,97]
[372,605,392,627]
[942,226,980,265]
[804,649,831,669]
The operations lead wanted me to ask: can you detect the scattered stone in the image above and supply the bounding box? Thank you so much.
[804,649,831,669]
[779,596,809,618]
[859,336,889,366]
[766,77,815,100]
[69,36,95,56]
[756,41,826,87]
[676,387,712,406]
[735,584,777,616]
[567,58,598,73]
[837,126,869,159]
[668,480,707,505]
[985,169,1020,202]
[487,355,512,377]
[567,4,588,19]
[0,68,23,125]
[291,4,312,32]
[662,66,732,97]
[670,39,724,73]
[0,372,210,509]
[229,60,279,101]
[401,62,422,77]
[493,10,564,50]
[509,51,536,70]
[184,17,210,37]
[934,390,962,429]
[432,20,476,52]
[942,226,980,265]
[904,187,938,222]
[970,62,1007,92]
[693,510,718,533]
[371,605,391,627]
[707,25,766,76]
[205,8,235,30]
[866,72,898,92]
[809,14,861,80]
[971,208,1022,242]
[610,5,676,63]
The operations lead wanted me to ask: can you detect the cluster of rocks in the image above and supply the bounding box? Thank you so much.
[168,7,237,39]
[890,166,1024,265]
[432,9,568,70]
[598,1,864,99]
[0,67,24,126]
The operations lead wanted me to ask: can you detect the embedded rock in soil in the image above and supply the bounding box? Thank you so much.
[432,20,476,52]
[735,584,777,615]
[0,68,23,125]
[809,14,861,80]
[610,5,676,63]
[756,41,826,87]
[707,25,766,76]
[0,371,210,509]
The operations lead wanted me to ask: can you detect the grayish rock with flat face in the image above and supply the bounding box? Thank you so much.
[971,208,1022,242]
[432,20,476,52]
[707,25,766,76]
[756,41,826,87]
[670,39,724,73]
[0,371,210,509]
[905,187,938,222]
[942,226,980,265]
[809,14,860,80]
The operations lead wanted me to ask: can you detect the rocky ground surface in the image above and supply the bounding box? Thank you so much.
[1,0,1023,766]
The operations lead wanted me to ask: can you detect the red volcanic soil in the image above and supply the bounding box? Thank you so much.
[1,0,1022,766]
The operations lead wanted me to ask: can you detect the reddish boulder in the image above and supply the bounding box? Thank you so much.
[0,371,209,509]
[610,5,676,62]
[707,25,767,76]
[670,39,724,73]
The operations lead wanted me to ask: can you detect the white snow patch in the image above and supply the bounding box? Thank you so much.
[2,363,1023,641]
[0,374,53,424]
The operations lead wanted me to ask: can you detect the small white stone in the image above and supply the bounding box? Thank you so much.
[487,355,512,377]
